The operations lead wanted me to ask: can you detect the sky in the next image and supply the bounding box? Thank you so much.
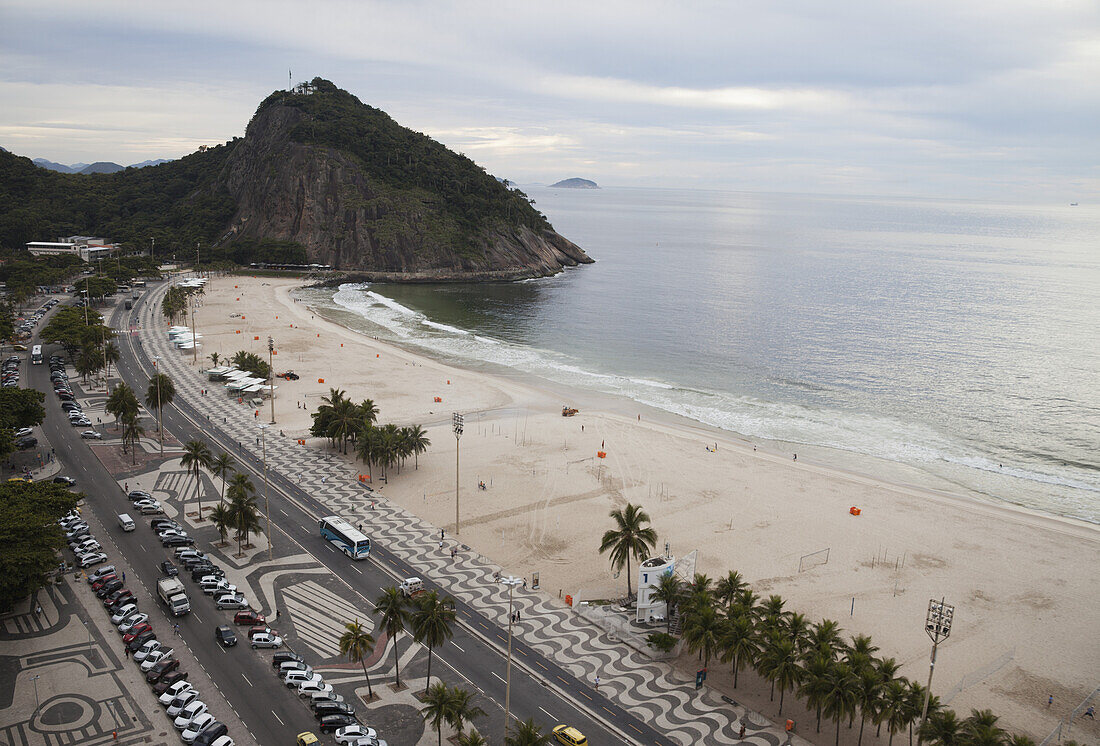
[1,0,1098,200]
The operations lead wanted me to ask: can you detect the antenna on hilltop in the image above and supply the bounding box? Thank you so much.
[289,69,292,90]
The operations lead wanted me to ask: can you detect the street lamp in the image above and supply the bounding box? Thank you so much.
[30,674,40,711]
[920,597,954,726]
[153,355,163,454]
[267,336,275,424]
[499,575,522,742]
[452,413,463,536]
[258,423,273,560]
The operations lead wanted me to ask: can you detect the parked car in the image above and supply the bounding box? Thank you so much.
[313,701,356,719]
[173,700,209,730]
[52,475,76,485]
[271,651,305,669]
[319,714,359,733]
[110,604,139,624]
[284,671,322,688]
[214,593,248,610]
[192,722,228,746]
[152,519,183,532]
[80,430,103,439]
[333,726,376,744]
[104,590,135,609]
[152,671,190,696]
[140,649,174,672]
[95,580,123,599]
[90,574,118,591]
[166,688,201,716]
[78,551,109,567]
[128,490,153,500]
[191,566,224,582]
[162,536,195,547]
[123,623,154,644]
[181,713,218,744]
[87,565,116,583]
[117,612,151,634]
[137,503,163,515]
[127,629,157,652]
[298,680,333,698]
[133,639,168,662]
[251,632,283,649]
[156,679,193,703]
[214,626,237,647]
[200,578,235,595]
[15,436,37,449]
[145,657,181,683]
[233,610,265,626]
[208,736,234,746]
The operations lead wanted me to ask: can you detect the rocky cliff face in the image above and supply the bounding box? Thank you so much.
[221,102,592,280]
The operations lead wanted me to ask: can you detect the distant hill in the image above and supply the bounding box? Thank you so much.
[0,78,591,280]
[549,177,599,189]
[78,162,124,175]
[31,158,173,174]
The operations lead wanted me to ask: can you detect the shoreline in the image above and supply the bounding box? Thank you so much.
[303,282,1096,532]
[193,274,1098,738]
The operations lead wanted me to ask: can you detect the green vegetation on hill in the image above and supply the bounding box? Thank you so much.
[257,78,550,254]
[0,143,236,253]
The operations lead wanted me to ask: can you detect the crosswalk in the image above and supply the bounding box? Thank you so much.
[280,580,373,658]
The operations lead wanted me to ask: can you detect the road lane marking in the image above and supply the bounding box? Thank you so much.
[539,706,555,719]
[450,641,464,652]
[242,673,252,687]
[491,672,505,683]
[272,710,284,725]
[279,509,288,517]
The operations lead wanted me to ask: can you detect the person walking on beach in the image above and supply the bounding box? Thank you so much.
[1083,705,1094,719]
[1048,694,1054,708]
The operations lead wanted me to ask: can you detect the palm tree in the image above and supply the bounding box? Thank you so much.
[846,633,880,671]
[180,439,213,520]
[786,612,812,653]
[208,503,232,546]
[854,665,884,745]
[759,635,801,713]
[457,731,488,746]
[961,709,1005,746]
[406,423,430,468]
[505,718,551,746]
[227,472,259,554]
[103,341,120,378]
[411,590,456,690]
[144,372,176,432]
[808,619,845,657]
[356,425,378,481]
[374,586,411,687]
[121,414,144,465]
[208,351,221,367]
[446,687,486,739]
[338,618,376,700]
[874,658,903,736]
[715,570,747,613]
[650,572,683,634]
[598,503,658,597]
[880,679,910,746]
[211,452,234,503]
[821,661,859,746]
[421,681,454,746]
[106,383,139,431]
[719,612,758,688]
[918,709,961,746]
[799,652,834,733]
[682,604,723,669]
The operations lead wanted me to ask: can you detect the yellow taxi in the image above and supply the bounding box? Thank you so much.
[295,734,319,746]
[553,724,588,746]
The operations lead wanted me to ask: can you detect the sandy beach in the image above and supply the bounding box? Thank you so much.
[191,275,1098,739]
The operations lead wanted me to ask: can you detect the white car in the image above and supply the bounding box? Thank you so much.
[138,503,164,515]
[284,671,322,688]
[214,594,248,610]
[297,680,332,698]
[209,736,235,746]
[72,540,101,554]
[140,649,175,672]
[80,430,103,439]
[180,712,217,743]
[175,549,205,560]
[173,700,208,730]
[79,551,109,567]
[250,632,282,649]
[110,604,139,624]
[117,612,150,634]
[133,640,166,662]
[14,427,33,438]
[335,726,378,744]
[166,689,200,716]
[202,580,236,596]
[157,528,187,539]
[157,682,194,706]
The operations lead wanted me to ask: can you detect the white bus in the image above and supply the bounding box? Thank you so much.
[319,516,371,559]
[31,345,43,364]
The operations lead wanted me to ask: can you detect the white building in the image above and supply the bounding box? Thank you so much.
[26,236,119,262]
[636,555,676,624]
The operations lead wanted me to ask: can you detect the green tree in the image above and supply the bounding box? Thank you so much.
[821,662,860,746]
[682,603,723,669]
[880,679,911,746]
[208,503,232,546]
[598,503,657,597]
[338,618,376,700]
[374,586,412,687]
[504,718,551,746]
[145,372,176,432]
[719,613,759,688]
[210,452,234,503]
[651,572,683,634]
[229,350,271,379]
[405,423,430,468]
[715,570,747,614]
[646,631,678,652]
[0,388,46,431]
[421,681,454,746]
[457,731,488,746]
[102,340,120,378]
[854,665,884,745]
[226,472,259,554]
[180,439,213,520]
[121,413,145,464]
[445,686,486,739]
[919,709,961,746]
[0,481,78,611]
[411,590,456,690]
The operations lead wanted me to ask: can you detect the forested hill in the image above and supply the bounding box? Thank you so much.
[0,78,591,280]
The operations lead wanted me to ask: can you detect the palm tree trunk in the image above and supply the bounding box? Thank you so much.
[626,554,632,596]
[360,659,373,698]
[392,632,401,686]
[836,718,842,746]
[779,687,786,714]
[425,646,434,690]
[733,655,739,688]
[858,714,866,746]
[817,706,822,733]
[195,470,203,520]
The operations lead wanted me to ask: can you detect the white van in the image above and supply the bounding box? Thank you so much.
[117,513,136,532]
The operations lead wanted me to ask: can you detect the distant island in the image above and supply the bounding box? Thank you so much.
[549,177,599,189]
[32,158,172,174]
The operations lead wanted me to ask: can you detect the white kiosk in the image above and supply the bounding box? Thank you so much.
[636,555,676,624]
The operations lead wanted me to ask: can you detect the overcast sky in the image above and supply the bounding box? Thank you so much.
[1,0,1097,199]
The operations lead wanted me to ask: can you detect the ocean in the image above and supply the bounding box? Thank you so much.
[298,187,1100,524]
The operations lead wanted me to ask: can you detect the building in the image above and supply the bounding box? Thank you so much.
[26,236,120,262]
[636,555,677,624]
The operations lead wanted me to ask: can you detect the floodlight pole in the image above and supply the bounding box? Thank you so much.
[258,424,273,560]
[453,413,463,535]
[500,575,522,742]
[920,597,954,727]
[268,337,275,424]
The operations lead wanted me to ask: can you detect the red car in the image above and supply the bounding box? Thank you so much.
[233,610,265,626]
[123,623,153,644]
[248,625,277,640]
[104,590,135,608]
[91,574,118,591]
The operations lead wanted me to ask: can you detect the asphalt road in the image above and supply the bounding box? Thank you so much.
[34,289,677,746]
